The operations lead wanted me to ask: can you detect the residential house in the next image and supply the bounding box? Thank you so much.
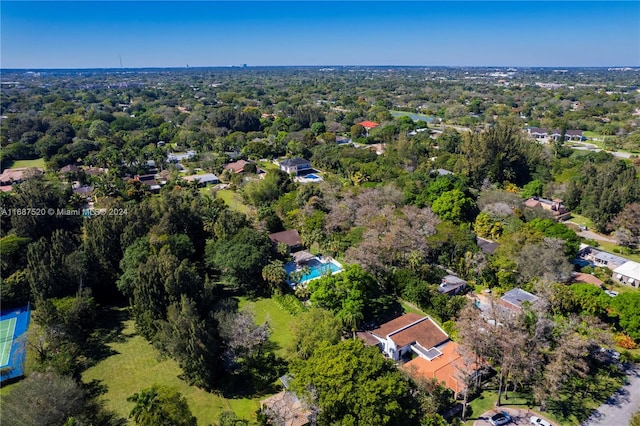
[571,272,604,288]
[134,174,161,192]
[73,184,94,202]
[364,313,450,362]
[593,251,629,270]
[335,136,351,144]
[224,159,251,174]
[260,376,311,426]
[84,167,107,176]
[181,173,219,186]
[526,127,584,142]
[279,158,312,176]
[0,167,44,185]
[476,237,499,255]
[403,340,478,398]
[59,164,79,174]
[360,313,480,397]
[613,261,640,288]
[499,288,539,313]
[269,229,303,252]
[437,275,468,296]
[358,121,379,131]
[430,168,453,176]
[523,197,571,221]
[167,150,196,163]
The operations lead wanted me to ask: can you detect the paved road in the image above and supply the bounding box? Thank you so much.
[570,142,634,159]
[577,230,618,244]
[582,364,640,426]
[564,221,618,243]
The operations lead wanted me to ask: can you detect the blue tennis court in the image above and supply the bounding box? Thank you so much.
[0,306,31,383]
[0,317,17,366]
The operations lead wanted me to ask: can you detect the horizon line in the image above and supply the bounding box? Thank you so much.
[2,65,639,71]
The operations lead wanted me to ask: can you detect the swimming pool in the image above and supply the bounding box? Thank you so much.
[573,259,594,268]
[285,258,342,284]
[304,174,320,180]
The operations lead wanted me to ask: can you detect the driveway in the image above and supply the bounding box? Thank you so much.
[474,407,556,426]
[576,230,617,244]
[581,364,640,426]
[564,222,618,244]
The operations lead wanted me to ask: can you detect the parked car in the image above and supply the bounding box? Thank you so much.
[490,411,512,426]
[530,416,552,426]
[604,290,619,297]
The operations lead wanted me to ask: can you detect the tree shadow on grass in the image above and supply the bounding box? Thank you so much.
[218,352,289,399]
[546,393,591,424]
[82,304,129,368]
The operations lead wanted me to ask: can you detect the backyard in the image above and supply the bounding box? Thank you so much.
[9,158,46,169]
[81,299,296,424]
[215,189,252,215]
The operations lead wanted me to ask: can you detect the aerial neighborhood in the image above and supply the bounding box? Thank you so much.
[1,63,640,426]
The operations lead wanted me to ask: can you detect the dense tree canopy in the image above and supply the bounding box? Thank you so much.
[290,339,420,425]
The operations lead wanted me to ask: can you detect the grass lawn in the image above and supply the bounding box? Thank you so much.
[10,158,45,169]
[257,160,279,171]
[238,297,295,358]
[566,213,594,229]
[400,299,427,316]
[215,189,252,215]
[82,310,264,425]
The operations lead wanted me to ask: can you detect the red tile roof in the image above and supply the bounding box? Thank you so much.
[370,313,448,349]
[572,272,604,287]
[404,341,472,395]
[358,121,380,129]
[224,159,250,173]
[370,313,423,338]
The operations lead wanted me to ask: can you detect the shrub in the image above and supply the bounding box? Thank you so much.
[615,333,638,349]
[273,293,306,315]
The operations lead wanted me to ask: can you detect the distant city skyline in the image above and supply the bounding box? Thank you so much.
[1,1,638,69]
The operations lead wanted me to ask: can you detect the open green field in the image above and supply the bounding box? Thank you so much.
[82,315,264,425]
[216,189,252,215]
[10,158,45,169]
[238,297,295,358]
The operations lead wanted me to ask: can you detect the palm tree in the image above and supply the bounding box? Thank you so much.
[261,260,286,293]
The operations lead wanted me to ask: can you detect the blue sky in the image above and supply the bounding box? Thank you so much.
[1,1,638,68]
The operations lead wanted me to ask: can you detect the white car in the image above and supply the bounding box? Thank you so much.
[604,290,619,297]
[530,416,552,426]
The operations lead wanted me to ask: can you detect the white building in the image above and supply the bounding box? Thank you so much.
[613,261,640,288]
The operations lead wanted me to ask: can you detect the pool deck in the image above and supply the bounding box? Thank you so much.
[286,258,343,286]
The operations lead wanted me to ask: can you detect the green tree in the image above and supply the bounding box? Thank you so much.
[290,339,419,425]
[431,189,476,224]
[155,296,222,390]
[0,371,87,426]
[207,227,274,289]
[289,308,342,360]
[610,292,640,342]
[308,264,392,327]
[128,385,197,426]
[261,260,287,293]
[521,179,544,199]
